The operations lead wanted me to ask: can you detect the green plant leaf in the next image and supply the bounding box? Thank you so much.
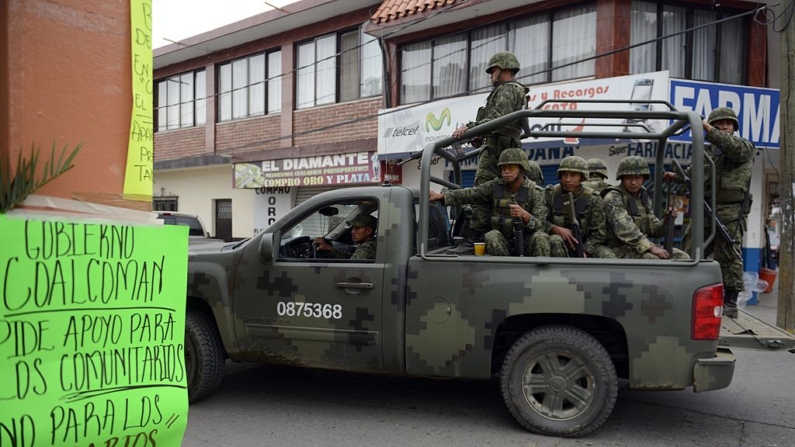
[0,141,83,213]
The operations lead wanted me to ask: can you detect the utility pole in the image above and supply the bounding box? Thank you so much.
[779,0,795,334]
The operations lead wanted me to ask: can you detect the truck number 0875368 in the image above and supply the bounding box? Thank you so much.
[277,301,342,319]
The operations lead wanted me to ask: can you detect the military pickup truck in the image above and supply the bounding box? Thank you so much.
[183,103,794,437]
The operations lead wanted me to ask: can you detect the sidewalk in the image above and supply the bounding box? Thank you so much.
[743,269,788,329]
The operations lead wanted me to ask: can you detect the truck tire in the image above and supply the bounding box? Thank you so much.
[500,325,617,437]
[186,309,226,402]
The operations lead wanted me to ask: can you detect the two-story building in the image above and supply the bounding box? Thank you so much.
[154,0,779,272]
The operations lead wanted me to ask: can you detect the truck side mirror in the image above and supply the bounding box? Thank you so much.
[258,233,274,263]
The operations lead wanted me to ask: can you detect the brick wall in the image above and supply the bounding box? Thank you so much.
[216,114,281,155]
[293,97,381,148]
[154,126,206,161]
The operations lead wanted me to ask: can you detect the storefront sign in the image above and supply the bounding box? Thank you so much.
[253,187,295,235]
[378,71,671,158]
[234,152,380,188]
[670,79,780,148]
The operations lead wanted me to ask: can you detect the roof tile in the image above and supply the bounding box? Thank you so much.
[372,0,460,25]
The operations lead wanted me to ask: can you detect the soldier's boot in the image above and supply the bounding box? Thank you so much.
[447,230,481,255]
[723,290,739,318]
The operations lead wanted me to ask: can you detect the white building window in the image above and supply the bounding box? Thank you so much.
[156,69,206,131]
[219,50,281,121]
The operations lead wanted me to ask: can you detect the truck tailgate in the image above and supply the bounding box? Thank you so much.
[719,309,795,352]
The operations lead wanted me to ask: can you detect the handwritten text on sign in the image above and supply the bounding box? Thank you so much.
[0,215,188,447]
[124,0,154,201]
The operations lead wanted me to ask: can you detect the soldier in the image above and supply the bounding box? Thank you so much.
[313,214,377,260]
[603,156,689,260]
[545,156,615,258]
[450,51,529,254]
[430,148,550,257]
[663,107,754,317]
[583,158,611,194]
[526,160,544,186]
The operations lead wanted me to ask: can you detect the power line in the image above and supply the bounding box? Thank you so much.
[157,2,774,153]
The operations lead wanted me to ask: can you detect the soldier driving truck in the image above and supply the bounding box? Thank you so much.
[183,101,794,440]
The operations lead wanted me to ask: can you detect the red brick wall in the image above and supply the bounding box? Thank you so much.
[216,114,281,155]
[293,97,382,148]
[154,127,206,161]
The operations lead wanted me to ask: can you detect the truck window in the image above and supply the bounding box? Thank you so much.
[415,201,452,253]
[279,200,378,261]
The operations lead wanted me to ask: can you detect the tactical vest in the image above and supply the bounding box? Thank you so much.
[478,81,526,141]
[491,182,530,237]
[550,185,591,230]
[603,186,654,247]
[704,150,753,204]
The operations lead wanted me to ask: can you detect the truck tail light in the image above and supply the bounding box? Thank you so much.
[692,283,724,340]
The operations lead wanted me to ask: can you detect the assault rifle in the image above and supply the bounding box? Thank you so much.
[511,218,525,257]
[671,159,742,259]
[664,185,676,256]
[564,192,584,258]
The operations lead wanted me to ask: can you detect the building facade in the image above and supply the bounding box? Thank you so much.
[153,0,779,282]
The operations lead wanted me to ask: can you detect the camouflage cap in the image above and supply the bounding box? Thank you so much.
[486,51,521,74]
[707,107,739,132]
[347,214,377,229]
[587,158,609,179]
[557,156,589,179]
[616,156,650,180]
[498,148,531,173]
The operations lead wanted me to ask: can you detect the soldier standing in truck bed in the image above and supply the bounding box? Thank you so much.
[664,107,754,317]
[449,51,529,254]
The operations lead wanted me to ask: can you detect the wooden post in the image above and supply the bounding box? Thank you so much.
[779,0,795,334]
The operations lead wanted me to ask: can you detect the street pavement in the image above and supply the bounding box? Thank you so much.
[182,281,794,447]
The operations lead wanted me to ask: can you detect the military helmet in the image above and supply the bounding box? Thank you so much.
[486,51,521,74]
[498,148,531,172]
[526,160,544,185]
[707,107,739,132]
[587,158,609,179]
[557,156,589,179]
[616,156,650,180]
[347,214,377,229]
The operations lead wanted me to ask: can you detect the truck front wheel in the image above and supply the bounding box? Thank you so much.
[185,310,226,402]
[500,325,618,437]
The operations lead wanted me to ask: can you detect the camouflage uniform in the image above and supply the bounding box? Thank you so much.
[469,52,530,186]
[604,156,689,260]
[545,157,614,258]
[454,52,529,249]
[443,149,550,257]
[671,107,754,304]
[328,214,377,260]
[582,158,611,195]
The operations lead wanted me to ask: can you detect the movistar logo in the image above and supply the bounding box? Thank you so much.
[426,108,451,132]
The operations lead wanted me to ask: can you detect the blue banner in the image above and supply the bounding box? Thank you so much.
[670,79,780,148]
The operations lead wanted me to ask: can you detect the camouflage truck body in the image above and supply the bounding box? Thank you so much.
[185,185,731,436]
[185,106,793,438]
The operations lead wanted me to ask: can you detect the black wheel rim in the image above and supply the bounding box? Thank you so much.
[521,350,595,421]
[185,330,198,389]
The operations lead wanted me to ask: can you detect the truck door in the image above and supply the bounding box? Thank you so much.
[234,196,386,372]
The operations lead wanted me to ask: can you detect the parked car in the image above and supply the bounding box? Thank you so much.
[156,212,225,244]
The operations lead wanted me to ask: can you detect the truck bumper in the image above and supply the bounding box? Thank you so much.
[693,348,736,392]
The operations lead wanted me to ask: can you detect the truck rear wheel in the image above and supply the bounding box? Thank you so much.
[500,325,617,437]
[186,309,226,402]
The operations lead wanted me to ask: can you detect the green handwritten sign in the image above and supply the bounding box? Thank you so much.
[0,214,189,447]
